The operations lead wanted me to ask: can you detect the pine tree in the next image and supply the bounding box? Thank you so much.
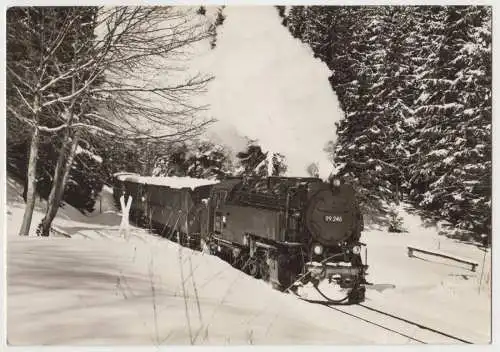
[236,143,267,176]
[208,6,226,49]
[285,6,308,40]
[271,153,288,176]
[185,141,233,179]
[409,6,491,241]
[235,142,288,178]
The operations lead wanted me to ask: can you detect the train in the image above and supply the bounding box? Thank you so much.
[112,172,368,304]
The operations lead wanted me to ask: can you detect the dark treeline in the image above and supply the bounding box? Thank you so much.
[278,6,491,243]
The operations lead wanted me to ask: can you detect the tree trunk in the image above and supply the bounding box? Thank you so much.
[39,69,79,237]
[38,136,68,236]
[395,180,400,206]
[38,131,80,236]
[18,127,40,236]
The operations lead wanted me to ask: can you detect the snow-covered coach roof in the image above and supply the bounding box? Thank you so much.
[114,173,219,190]
[113,172,139,178]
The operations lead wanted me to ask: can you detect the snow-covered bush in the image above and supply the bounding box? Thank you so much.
[388,206,407,233]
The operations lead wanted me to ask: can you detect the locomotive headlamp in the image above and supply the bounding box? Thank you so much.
[352,245,361,255]
[332,179,341,187]
[313,244,324,255]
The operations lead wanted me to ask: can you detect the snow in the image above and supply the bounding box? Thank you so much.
[453,193,464,201]
[443,156,455,164]
[5,177,492,345]
[427,149,449,157]
[370,126,381,134]
[368,205,491,338]
[75,145,103,163]
[464,108,475,116]
[115,173,219,189]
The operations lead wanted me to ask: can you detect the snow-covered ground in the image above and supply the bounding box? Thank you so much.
[5,176,491,345]
[325,206,491,343]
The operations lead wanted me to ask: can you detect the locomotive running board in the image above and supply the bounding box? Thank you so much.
[277,241,303,247]
[305,262,364,276]
[211,236,234,246]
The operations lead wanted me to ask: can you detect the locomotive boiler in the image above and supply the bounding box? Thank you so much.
[113,173,368,304]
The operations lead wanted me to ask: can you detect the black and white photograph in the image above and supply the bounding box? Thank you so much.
[2,1,494,347]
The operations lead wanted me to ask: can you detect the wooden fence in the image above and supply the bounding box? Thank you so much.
[407,246,478,272]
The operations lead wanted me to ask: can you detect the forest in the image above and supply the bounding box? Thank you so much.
[278,6,491,243]
[6,6,491,244]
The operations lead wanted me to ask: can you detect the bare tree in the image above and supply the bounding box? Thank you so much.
[7,7,80,236]
[7,6,215,236]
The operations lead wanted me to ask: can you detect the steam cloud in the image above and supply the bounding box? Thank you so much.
[202,7,345,179]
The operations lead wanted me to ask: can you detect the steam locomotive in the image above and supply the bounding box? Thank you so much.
[113,173,368,303]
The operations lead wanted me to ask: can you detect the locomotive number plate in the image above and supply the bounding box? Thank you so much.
[324,215,343,223]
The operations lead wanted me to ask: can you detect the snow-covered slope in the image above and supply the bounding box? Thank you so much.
[6,177,491,344]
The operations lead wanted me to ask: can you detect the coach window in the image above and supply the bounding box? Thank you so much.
[215,191,227,208]
[214,211,223,233]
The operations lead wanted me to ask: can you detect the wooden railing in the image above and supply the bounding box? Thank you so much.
[407,246,478,272]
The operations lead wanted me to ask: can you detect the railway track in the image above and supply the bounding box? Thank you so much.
[355,303,473,344]
[294,293,473,344]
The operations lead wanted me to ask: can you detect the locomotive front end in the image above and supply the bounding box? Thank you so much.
[300,179,368,303]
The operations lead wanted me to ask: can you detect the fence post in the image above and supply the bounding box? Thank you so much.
[408,247,413,257]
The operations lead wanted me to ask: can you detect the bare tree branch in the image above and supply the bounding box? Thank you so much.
[14,86,36,113]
